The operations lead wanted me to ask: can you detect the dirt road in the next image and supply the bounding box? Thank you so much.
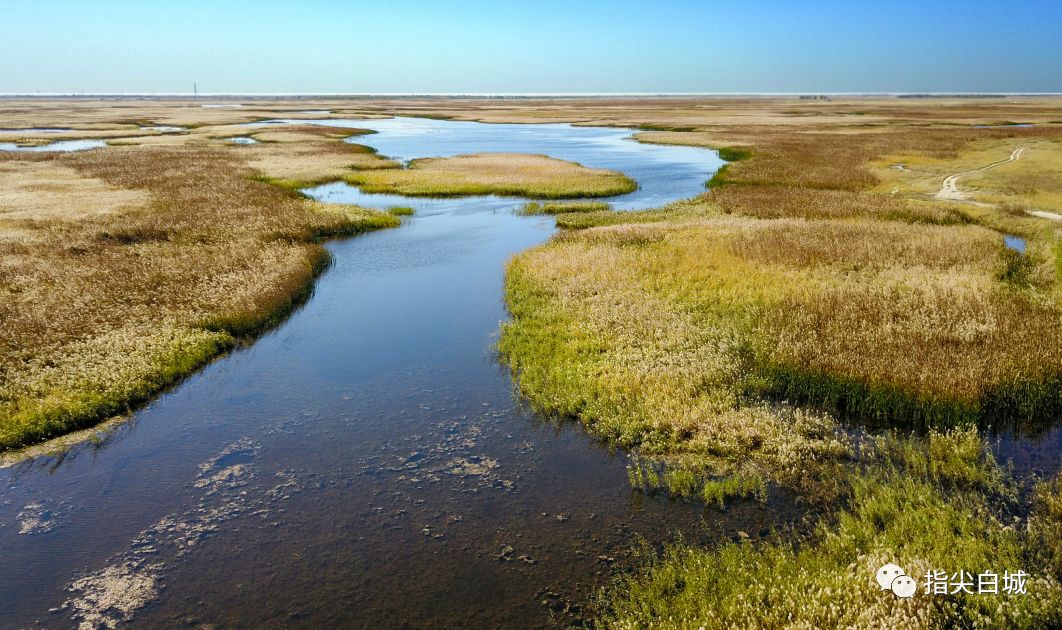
[935,146,1026,201]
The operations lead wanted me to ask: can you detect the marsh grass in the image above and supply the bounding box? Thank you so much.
[519,201,611,215]
[387,206,415,216]
[1031,473,1062,582]
[501,210,1062,495]
[0,144,398,449]
[705,146,752,188]
[344,153,637,199]
[5,99,1062,621]
[600,428,1062,629]
[242,133,399,190]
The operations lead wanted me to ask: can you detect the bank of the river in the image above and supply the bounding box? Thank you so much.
[3,99,1062,628]
[0,141,400,452]
[492,107,1062,627]
[0,112,739,628]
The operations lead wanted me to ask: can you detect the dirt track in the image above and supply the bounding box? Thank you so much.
[935,146,1025,201]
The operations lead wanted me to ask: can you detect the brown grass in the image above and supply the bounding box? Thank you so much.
[0,141,398,449]
[499,98,1062,495]
[243,136,398,188]
[343,152,637,198]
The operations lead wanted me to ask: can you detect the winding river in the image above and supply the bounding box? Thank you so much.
[1,119,810,628]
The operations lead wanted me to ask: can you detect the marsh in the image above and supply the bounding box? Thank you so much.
[2,97,1062,628]
[0,112,736,628]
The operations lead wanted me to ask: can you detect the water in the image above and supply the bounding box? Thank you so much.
[0,117,794,629]
[1004,234,1027,253]
[229,136,259,145]
[0,128,72,133]
[0,139,105,153]
[141,125,186,133]
[260,117,722,211]
[3,116,1060,627]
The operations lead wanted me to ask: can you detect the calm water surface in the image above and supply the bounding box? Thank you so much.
[2,116,1060,628]
[0,139,105,153]
[0,118,778,629]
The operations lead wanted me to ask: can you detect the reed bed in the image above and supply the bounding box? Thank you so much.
[602,429,1062,629]
[344,152,637,198]
[0,144,397,449]
[487,100,1062,626]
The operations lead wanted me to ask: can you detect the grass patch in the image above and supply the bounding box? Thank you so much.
[0,144,399,450]
[344,153,637,199]
[387,205,415,216]
[715,146,752,162]
[519,201,611,215]
[501,210,1062,489]
[599,429,1062,629]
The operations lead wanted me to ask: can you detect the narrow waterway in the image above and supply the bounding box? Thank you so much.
[2,116,1060,628]
[0,118,798,629]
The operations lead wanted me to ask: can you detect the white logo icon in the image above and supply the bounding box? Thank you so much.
[891,574,917,598]
[877,564,916,598]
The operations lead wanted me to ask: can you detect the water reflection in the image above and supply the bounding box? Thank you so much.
[0,139,105,152]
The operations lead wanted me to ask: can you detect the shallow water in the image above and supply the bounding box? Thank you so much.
[263,117,721,211]
[229,136,259,145]
[0,127,72,133]
[0,139,105,153]
[1004,234,1027,253]
[141,125,186,133]
[4,116,1061,627]
[0,118,790,629]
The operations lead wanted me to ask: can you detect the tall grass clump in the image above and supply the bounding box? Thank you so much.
[706,147,752,188]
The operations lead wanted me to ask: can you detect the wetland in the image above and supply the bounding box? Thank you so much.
[3,97,1062,628]
[0,114,738,628]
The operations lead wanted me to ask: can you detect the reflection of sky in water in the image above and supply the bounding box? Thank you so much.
[268,116,723,212]
[0,127,71,133]
[0,139,105,152]
[140,125,185,133]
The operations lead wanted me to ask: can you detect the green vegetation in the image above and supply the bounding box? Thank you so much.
[387,206,416,216]
[601,429,1062,629]
[0,143,398,450]
[519,201,611,215]
[344,153,637,199]
[491,102,1062,626]
[707,146,752,187]
[715,147,752,162]
[501,209,1062,499]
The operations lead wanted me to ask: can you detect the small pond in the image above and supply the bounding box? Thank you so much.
[0,139,105,152]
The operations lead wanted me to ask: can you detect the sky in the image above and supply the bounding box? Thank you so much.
[2,0,1060,94]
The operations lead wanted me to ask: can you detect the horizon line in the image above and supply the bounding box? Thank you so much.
[2,92,1061,99]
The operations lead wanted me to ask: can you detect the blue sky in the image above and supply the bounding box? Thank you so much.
[2,0,1060,93]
